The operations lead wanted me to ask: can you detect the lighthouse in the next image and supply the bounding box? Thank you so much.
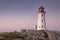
[36,6,46,30]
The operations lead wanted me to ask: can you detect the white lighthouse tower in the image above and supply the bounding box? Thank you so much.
[36,6,46,30]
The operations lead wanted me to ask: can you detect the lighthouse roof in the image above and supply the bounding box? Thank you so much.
[39,6,44,9]
[39,6,44,12]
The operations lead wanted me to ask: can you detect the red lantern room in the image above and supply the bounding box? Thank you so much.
[39,6,44,12]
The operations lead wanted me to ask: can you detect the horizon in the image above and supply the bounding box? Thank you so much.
[0,0,60,32]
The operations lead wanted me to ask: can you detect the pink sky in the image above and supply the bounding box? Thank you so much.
[0,0,60,32]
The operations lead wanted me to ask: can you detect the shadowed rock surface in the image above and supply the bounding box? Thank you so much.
[18,30,60,40]
[0,30,60,40]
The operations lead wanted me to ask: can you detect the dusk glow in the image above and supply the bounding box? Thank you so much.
[0,0,60,32]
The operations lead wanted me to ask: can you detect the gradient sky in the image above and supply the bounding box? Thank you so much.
[0,0,60,32]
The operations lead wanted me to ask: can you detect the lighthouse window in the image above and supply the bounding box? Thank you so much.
[42,14,43,16]
[39,26,40,28]
[42,25,43,28]
[42,20,43,22]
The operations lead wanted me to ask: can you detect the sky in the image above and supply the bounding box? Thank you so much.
[0,0,60,32]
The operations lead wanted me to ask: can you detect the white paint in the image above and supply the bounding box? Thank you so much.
[37,12,46,30]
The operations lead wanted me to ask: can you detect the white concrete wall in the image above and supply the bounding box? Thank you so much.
[37,12,46,30]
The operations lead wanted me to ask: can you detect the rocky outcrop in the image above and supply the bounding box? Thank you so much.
[20,30,60,40]
[0,30,60,40]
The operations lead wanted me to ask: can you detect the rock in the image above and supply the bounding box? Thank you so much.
[20,30,60,40]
